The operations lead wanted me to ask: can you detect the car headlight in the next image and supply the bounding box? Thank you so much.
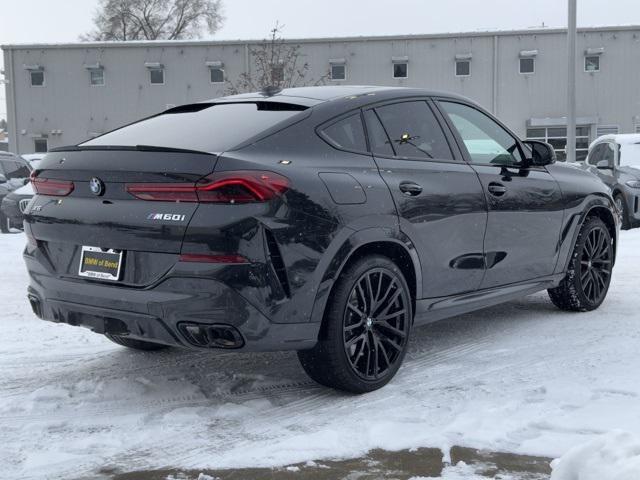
[625,180,640,189]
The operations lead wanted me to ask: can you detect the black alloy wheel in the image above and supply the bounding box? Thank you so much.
[343,268,409,380]
[614,193,630,230]
[549,216,613,311]
[298,255,412,393]
[578,225,613,305]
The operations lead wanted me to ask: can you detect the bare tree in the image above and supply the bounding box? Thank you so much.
[82,0,224,41]
[226,23,328,94]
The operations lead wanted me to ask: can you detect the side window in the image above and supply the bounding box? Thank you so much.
[320,113,367,153]
[374,101,453,160]
[363,109,394,157]
[588,144,605,165]
[440,101,524,166]
[6,161,31,179]
[602,143,616,166]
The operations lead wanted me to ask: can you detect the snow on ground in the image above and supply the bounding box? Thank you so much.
[550,431,640,480]
[1,230,640,479]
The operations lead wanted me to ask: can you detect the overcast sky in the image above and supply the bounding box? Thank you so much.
[2,0,640,120]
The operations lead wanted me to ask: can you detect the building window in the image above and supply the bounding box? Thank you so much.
[585,55,600,72]
[34,138,48,153]
[455,60,471,77]
[596,125,619,137]
[519,58,535,74]
[210,68,224,83]
[30,70,45,87]
[330,64,346,81]
[89,69,105,86]
[149,68,164,85]
[393,62,408,79]
[526,126,590,162]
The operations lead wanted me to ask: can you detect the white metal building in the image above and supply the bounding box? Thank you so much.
[2,25,640,159]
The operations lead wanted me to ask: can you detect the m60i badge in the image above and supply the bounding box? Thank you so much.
[147,213,187,222]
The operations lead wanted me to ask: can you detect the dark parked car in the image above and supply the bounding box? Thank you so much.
[24,87,618,393]
[581,134,640,230]
[1,182,34,231]
[0,152,32,233]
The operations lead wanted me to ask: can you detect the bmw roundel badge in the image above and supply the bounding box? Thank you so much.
[89,177,105,196]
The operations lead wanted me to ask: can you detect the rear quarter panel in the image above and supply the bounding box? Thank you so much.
[195,113,399,325]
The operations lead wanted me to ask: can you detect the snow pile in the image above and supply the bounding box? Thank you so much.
[2,230,640,478]
[550,431,640,480]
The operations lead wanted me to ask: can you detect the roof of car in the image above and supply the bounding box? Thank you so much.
[593,133,640,146]
[208,86,470,106]
[590,134,640,151]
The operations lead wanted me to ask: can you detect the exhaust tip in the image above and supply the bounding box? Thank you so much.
[178,322,245,349]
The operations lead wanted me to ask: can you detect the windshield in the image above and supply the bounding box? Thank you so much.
[80,102,308,153]
[620,143,640,166]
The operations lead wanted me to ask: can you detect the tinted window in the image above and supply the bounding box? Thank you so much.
[440,101,524,166]
[321,114,367,152]
[374,101,453,160]
[1,159,31,179]
[363,110,394,157]
[82,102,307,153]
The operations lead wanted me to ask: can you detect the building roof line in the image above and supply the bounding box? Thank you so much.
[3,25,640,50]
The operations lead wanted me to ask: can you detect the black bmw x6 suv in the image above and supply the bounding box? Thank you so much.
[24,86,618,393]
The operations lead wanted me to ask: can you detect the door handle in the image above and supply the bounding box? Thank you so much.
[487,182,507,197]
[399,181,423,196]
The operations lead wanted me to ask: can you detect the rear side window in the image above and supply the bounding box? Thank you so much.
[81,102,308,153]
[320,113,367,153]
[373,101,453,160]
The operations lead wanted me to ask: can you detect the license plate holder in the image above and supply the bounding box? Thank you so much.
[78,246,124,281]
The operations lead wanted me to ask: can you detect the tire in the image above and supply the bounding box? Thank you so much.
[548,216,613,312]
[614,193,631,230]
[104,333,169,351]
[0,212,9,234]
[298,255,412,393]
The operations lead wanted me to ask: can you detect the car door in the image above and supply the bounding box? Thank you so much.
[364,99,488,298]
[437,99,564,289]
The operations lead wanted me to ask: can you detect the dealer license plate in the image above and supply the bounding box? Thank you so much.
[78,246,124,281]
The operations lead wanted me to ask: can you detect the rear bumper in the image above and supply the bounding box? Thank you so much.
[24,254,320,352]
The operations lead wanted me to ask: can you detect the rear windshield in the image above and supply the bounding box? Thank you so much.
[80,102,307,153]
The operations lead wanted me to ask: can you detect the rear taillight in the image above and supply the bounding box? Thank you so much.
[126,171,289,203]
[31,174,75,197]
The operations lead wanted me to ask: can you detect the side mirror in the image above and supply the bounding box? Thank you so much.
[0,174,7,183]
[523,140,556,166]
[596,160,613,170]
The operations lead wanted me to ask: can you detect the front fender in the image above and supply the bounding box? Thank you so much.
[555,193,619,274]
